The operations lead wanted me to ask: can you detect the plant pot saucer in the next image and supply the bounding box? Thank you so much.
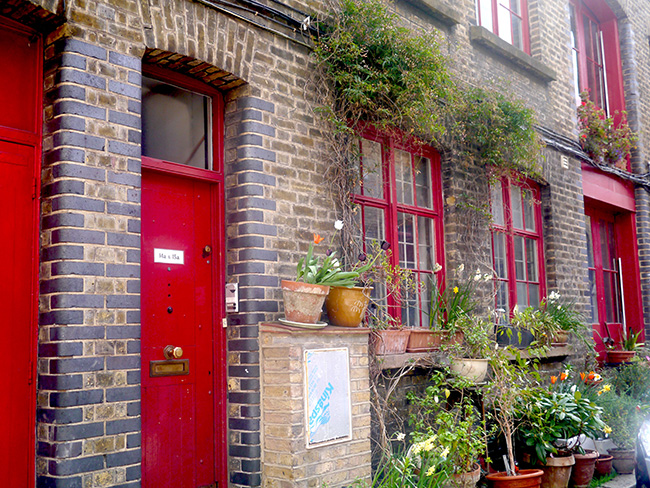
[278,317,327,329]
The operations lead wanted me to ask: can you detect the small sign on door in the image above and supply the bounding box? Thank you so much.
[154,248,185,265]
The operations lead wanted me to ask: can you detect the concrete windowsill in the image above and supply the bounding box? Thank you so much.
[469,25,556,82]
[261,322,371,334]
[403,0,462,25]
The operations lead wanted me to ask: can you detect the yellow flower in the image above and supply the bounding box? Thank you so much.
[427,466,437,477]
[603,384,611,392]
[604,425,612,434]
[440,447,450,459]
[453,286,459,294]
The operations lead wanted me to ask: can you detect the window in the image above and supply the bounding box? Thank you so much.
[569,0,624,114]
[353,132,444,327]
[142,75,215,170]
[476,0,530,53]
[490,178,544,322]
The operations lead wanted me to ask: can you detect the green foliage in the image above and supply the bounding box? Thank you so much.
[296,240,363,286]
[598,390,646,449]
[602,361,650,401]
[577,91,637,169]
[543,292,585,333]
[313,0,543,175]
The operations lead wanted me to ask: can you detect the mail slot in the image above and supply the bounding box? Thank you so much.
[150,359,190,377]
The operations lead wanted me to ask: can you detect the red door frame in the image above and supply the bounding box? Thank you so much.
[141,63,227,486]
[0,16,42,488]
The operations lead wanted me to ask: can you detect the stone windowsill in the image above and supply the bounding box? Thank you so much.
[261,322,371,334]
[403,0,462,26]
[374,345,572,370]
[469,25,556,82]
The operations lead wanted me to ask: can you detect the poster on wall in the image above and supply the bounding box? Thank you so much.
[304,348,352,447]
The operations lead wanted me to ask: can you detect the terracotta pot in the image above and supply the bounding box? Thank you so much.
[606,350,636,364]
[609,448,635,474]
[594,454,613,477]
[281,280,329,324]
[324,286,371,327]
[370,329,411,355]
[445,464,481,488]
[569,450,598,488]
[552,331,570,347]
[450,358,489,383]
[540,454,575,488]
[486,469,544,488]
[406,329,463,352]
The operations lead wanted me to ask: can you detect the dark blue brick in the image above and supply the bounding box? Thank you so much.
[107,417,141,435]
[106,264,140,278]
[126,464,141,480]
[107,201,140,217]
[108,171,141,187]
[228,210,264,224]
[127,370,141,385]
[107,232,140,248]
[237,97,274,113]
[42,245,85,262]
[50,326,104,341]
[126,340,140,354]
[242,459,261,472]
[230,262,266,275]
[231,472,262,486]
[47,115,86,133]
[108,140,139,157]
[64,39,107,60]
[236,146,275,162]
[238,197,276,211]
[228,185,264,198]
[239,223,277,236]
[241,432,260,444]
[127,188,140,202]
[228,391,260,404]
[41,277,84,294]
[40,310,84,326]
[240,379,260,391]
[58,68,106,90]
[236,134,263,147]
[241,109,263,121]
[238,287,265,300]
[50,389,103,407]
[52,163,105,181]
[237,274,278,287]
[106,386,140,402]
[39,341,83,358]
[231,159,264,173]
[239,121,276,137]
[107,356,140,370]
[37,407,83,425]
[127,71,141,85]
[109,80,140,99]
[127,249,140,263]
[39,373,84,390]
[61,52,86,69]
[52,228,104,244]
[229,365,260,377]
[54,100,106,120]
[241,405,261,417]
[50,421,104,441]
[228,339,259,352]
[109,110,140,129]
[228,444,261,458]
[229,236,265,249]
[127,280,140,293]
[127,219,141,233]
[52,195,104,212]
[52,261,104,276]
[48,455,104,475]
[238,325,259,338]
[43,212,84,229]
[238,300,277,313]
[54,84,86,101]
[51,294,104,309]
[109,51,141,69]
[53,131,105,151]
[228,313,266,326]
[126,311,140,324]
[38,441,83,458]
[50,357,104,374]
[37,474,82,488]
[237,172,276,186]
[127,158,141,173]
[45,147,85,165]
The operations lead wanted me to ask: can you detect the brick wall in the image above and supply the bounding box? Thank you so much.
[260,325,372,487]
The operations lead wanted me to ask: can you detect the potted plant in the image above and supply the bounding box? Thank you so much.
[542,292,586,347]
[603,326,642,364]
[444,316,494,383]
[485,348,544,488]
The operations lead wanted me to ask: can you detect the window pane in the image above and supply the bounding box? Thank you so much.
[491,181,505,226]
[478,0,494,31]
[604,271,620,323]
[398,213,416,269]
[586,216,594,268]
[514,236,525,280]
[570,5,581,105]
[363,206,385,246]
[419,276,433,328]
[414,156,432,209]
[511,186,524,229]
[401,286,418,328]
[493,232,508,279]
[361,139,383,199]
[395,149,414,205]
[497,4,513,44]
[510,14,523,50]
[525,238,538,282]
[599,221,612,270]
[496,280,509,323]
[528,284,540,309]
[142,76,212,169]
[588,268,599,323]
[517,282,528,308]
[418,216,435,270]
[523,190,535,231]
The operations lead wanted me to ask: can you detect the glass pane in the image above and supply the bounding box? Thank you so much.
[361,139,383,199]
[604,271,620,323]
[514,236,525,280]
[493,232,508,279]
[517,282,528,308]
[585,216,594,268]
[401,286,418,328]
[497,4,512,44]
[363,206,385,246]
[569,5,581,105]
[528,284,540,309]
[414,156,432,209]
[420,276,432,328]
[417,216,435,270]
[398,213,416,269]
[478,0,494,31]
[604,222,616,270]
[523,190,535,231]
[588,268,598,323]
[496,281,509,323]
[511,185,524,230]
[600,221,612,270]
[491,181,505,226]
[511,14,523,50]
[142,76,212,169]
[525,238,538,282]
[395,149,414,205]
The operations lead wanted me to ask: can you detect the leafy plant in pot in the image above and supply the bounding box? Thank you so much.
[603,326,642,364]
[443,316,494,383]
[541,292,587,347]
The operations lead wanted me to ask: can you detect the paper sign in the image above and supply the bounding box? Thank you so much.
[154,248,184,265]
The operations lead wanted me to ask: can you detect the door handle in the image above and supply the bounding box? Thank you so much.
[163,345,183,359]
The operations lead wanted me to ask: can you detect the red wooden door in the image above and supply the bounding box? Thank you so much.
[0,18,41,488]
[141,169,224,488]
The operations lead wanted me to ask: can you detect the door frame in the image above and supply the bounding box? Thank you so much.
[141,157,228,485]
[0,15,42,488]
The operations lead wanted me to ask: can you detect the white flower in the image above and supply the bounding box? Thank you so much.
[483,273,492,282]
[458,264,465,273]
[433,263,443,273]
[548,291,561,302]
[473,269,482,281]
[396,432,406,441]
[334,220,344,230]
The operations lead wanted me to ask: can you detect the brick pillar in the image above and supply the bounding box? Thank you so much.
[37,37,143,487]
[224,94,280,487]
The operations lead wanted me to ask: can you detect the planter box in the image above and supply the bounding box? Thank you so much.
[370,329,411,355]
[406,329,463,352]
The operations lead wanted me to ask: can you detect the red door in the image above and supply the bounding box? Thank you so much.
[0,18,41,488]
[141,168,225,488]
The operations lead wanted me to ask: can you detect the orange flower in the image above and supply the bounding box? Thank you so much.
[551,376,558,384]
[588,371,595,380]
[560,372,568,381]
[580,372,586,382]
[313,234,324,244]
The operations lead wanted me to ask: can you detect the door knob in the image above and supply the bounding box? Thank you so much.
[204,245,212,254]
[163,345,183,359]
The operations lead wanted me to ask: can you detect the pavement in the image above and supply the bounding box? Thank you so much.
[601,474,636,488]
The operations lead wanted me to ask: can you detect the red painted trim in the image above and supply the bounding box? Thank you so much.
[600,18,625,115]
[582,164,635,211]
[141,65,227,486]
[484,0,530,54]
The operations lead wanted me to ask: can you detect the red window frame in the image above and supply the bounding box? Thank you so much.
[353,128,445,328]
[477,0,531,54]
[569,0,625,116]
[490,178,545,321]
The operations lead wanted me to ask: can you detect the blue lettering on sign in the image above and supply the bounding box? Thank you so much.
[309,382,334,436]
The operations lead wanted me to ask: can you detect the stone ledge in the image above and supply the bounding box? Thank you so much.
[402,0,462,25]
[469,25,556,82]
[261,323,371,335]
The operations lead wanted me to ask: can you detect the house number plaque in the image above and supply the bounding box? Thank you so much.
[154,248,184,264]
